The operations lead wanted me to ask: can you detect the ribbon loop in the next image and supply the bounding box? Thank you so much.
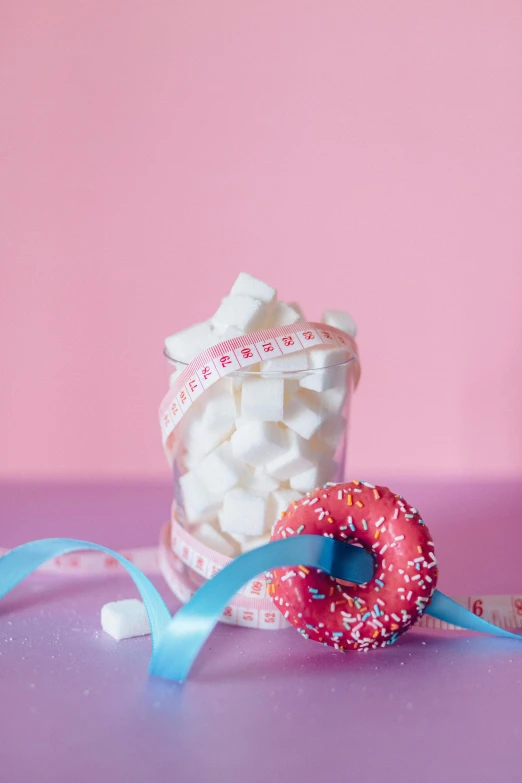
[1,535,520,682]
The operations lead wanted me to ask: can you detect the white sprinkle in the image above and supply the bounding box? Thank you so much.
[393,508,399,520]
[407,591,413,601]
[425,575,432,583]
[281,570,296,582]
[285,527,294,535]
[375,516,385,528]
[388,563,394,571]
[398,587,405,592]
[330,603,335,612]
[391,614,401,622]
[380,544,388,555]
[414,557,424,563]
[338,490,343,500]
[395,534,404,542]
[309,498,319,505]
[404,574,410,583]
[284,611,289,619]
[411,575,421,581]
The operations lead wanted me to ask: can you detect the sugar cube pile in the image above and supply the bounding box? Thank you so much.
[165,272,357,556]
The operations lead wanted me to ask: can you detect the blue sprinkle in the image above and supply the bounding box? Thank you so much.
[416,563,421,570]
[373,603,380,616]
[297,524,305,534]
[362,612,371,621]
[332,632,343,638]
[375,578,384,587]
[309,587,318,593]
[312,594,326,599]
[419,519,425,525]
[306,624,315,630]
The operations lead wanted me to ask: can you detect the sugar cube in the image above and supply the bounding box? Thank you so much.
[210,325,245,343]
[219,488,268,537]
[289,458,336,493]
[101,599,150,641]
[164,321,213,364]
[230,272,277,305]
[317,386,348,416]
[242,467,280,495]
[179,469,220,522]
[241,533,271,553]
[283,390,325,440]
[269,300,302,326]
[260,351,308,373]
[241,376,285,421]
[231,421,287,467]
[182,412,235,461]
[322,308,357,338]
[194,441,247,497]
[288,301,306,320]
[202,382,238,429]
[268,488,304,523]
[192,521,238,557]
[265,430,314,480]
[314,414,346,452]
[299,347,350,392]
[212,295,268,333]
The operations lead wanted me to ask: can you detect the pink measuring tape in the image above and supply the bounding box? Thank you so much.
[158,320,360,452]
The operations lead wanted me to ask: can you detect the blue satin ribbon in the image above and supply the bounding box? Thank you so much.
[0,535,520,682]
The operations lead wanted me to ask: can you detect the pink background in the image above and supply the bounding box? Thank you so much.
[1,1,521,480]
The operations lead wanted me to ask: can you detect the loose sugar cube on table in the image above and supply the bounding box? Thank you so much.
[101,599,150,641]
[230,272,277,305]
[212,295,268,333]
[283,390,325,440]
[231,421,287,467]
[265,430,314,481]
[219,488,268,537]
[322,308,357,338]
[194,441,247,497]
[268,488,303,523]
[241,376,285,421]
[299,347,350,392]
[192,521,238,558]
[164,321,213,364]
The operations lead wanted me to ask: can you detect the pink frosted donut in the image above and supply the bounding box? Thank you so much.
[268,481,438,651]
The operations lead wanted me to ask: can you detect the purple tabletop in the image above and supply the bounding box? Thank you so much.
[1,479,522,783]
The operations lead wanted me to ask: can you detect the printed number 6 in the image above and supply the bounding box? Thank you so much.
[472,599,483,617]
